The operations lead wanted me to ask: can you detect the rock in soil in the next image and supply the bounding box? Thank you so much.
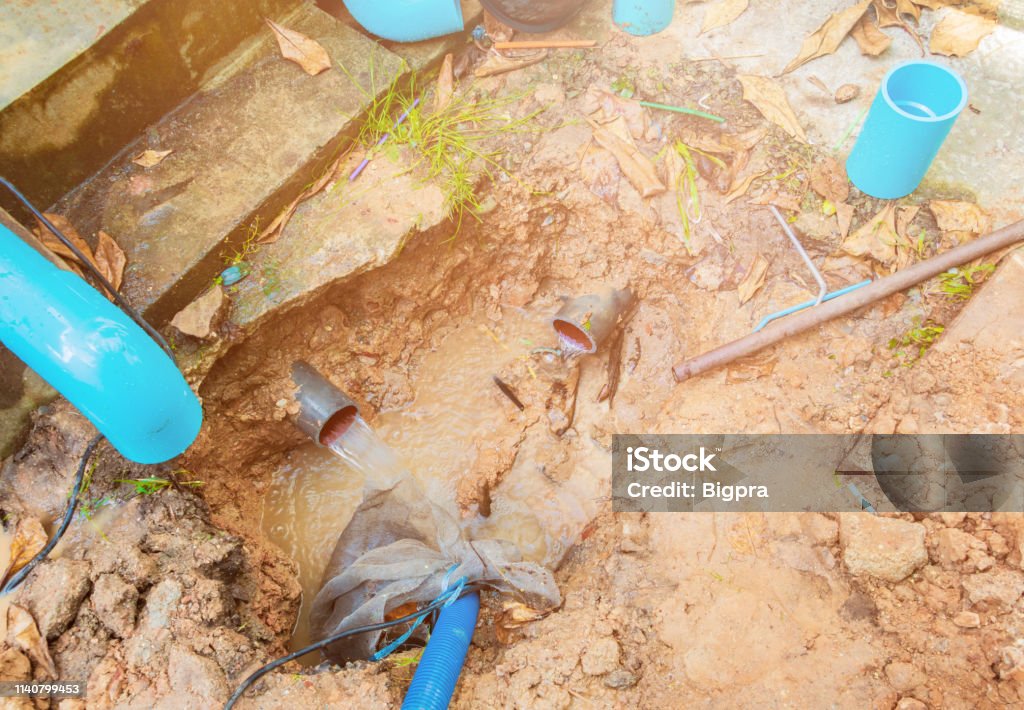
[580,637,620,676]
[840,514,928,583]
[90,573,138,638]
[961,569,1024,610]
[15,558,92,639]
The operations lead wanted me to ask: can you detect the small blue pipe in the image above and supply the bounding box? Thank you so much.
[846,61,968,199]
[753,279,872,333]
[342,0,464,42]
[0,224,202,464]
[401,592,479,710]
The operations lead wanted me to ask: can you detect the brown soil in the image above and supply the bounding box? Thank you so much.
[2,22,1024,710]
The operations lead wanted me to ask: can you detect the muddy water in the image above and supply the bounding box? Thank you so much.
[261,301,612,657]
[260,445,362,658]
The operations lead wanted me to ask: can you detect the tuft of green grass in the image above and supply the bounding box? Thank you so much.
[338,60,538,240]
[669,140,714,255]
[936,263,994,300]
[216,218,261,285]
[611,75,636,98]
[116,474,203,496]
[888,321,945,367]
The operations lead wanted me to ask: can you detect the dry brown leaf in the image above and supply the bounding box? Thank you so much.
[6,605,56,679]
[843,203,900,264]
[873,0,926,53]
[720,126,767,153]
[736,75,807,142]
[850,13,892,55]
[895,205,921,240]
[475,50,548,78]
[929,8,996,56]
[93,231,127,292]
[1,518,46,584]
[170,286,225,340]
[33,213,93,275]
[960,0,999,14]
[726,350,777,382]
[749,191,802,212]
[701,0,749,34]
[808,156,849,204]
[498,601,554,628]
[807,75,832,95]
[434,54,455,114]
[835,202,855,239]
[929,199,991,241]
[265,19,331,76]
[783,0,872,73]
[585,86,650,142]
[896,0,922,21]
[586,117,665,198]
[724,170,766,204]
[737,253,770,304]
[132,149,172,168]
[259,147,352,243]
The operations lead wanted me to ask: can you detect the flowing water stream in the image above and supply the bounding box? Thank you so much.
[260,302,610,659]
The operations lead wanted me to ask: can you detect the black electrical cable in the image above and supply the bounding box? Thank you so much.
[1,433,104,596]
[0,176,174,358]
[224,582,484,710]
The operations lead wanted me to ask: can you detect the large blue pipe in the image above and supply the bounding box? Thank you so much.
[0,223,202,464]
[401,592,479,710]
[342,0,464,42]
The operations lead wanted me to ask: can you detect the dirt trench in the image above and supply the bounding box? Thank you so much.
[3,25,1024,710]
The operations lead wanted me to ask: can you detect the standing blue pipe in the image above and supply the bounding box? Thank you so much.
[402,592,479,710]
[0,224,202,464]
[846,61,968,199]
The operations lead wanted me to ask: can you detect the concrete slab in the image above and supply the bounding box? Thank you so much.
[0,0,299,214]
[228,149,449,330]
[620,0,1024,226]
[932,247,1024,361]
[879,246,1024,436]
[53,3,406,324]
[0,0,146,111]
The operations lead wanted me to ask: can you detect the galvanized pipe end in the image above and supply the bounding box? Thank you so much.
[291,361,360,447]
[552,286,635,354]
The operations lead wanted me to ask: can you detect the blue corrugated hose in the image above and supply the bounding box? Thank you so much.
[401,592,480,710]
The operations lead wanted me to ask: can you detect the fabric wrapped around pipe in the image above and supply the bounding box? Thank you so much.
[309,475,560,663]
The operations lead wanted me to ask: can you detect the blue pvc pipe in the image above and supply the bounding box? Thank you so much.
[846,61,968,199]
[402,592,479,710]
[613,0,675,36]
[0,224,202,464]
[342,0,464,42]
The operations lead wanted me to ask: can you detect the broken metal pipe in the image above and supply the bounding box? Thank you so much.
[291,361,360,447]
[552,286,635,354]
[673,218,1024,382]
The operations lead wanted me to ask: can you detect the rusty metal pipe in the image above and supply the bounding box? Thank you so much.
[673,219,1024,382]
[553,286,635,354]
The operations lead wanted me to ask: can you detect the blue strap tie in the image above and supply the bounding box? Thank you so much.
[372,564,468,661]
